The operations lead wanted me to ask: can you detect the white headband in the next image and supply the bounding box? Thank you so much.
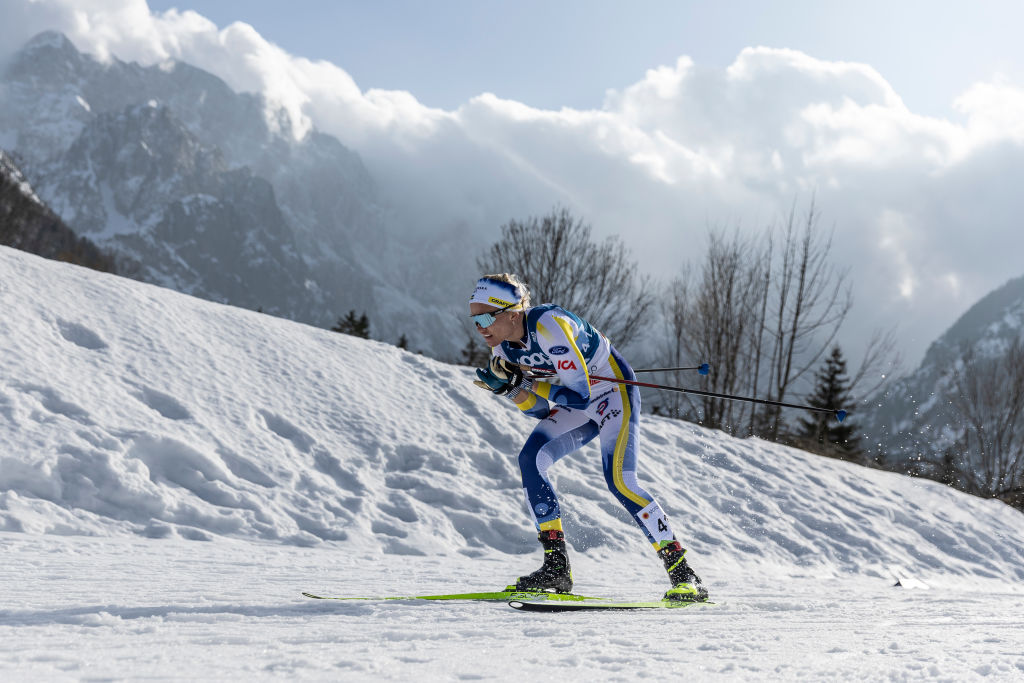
[469,277,524,309]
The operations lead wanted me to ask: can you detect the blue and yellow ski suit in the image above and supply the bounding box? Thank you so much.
[492,304,677,549]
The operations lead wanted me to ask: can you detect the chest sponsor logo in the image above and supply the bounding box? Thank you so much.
[556,359,578,371]
[548,345,570,355]
[511,352,549,367]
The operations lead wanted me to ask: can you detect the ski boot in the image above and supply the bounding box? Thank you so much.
[658,540,709,602]
[509,529,573,594]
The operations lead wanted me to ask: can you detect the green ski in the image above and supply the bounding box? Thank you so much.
[508,598,712,612]
[302,586,604,603]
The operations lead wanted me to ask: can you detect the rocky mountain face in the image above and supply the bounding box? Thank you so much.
[862,273,1024,470]
[0,148,113,271]
[0,31,408,334]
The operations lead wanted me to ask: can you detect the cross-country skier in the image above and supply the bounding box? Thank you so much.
[469,273,709,602]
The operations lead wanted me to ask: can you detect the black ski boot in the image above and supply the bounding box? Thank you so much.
[658,540,709,602]
[511,530,573,594]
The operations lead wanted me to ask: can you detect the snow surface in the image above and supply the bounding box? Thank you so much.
[2,244,1024,681]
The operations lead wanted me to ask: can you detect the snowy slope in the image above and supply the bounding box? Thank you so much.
[2,245,1024,680]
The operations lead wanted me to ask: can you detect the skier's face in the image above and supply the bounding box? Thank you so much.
[470,303,521,347]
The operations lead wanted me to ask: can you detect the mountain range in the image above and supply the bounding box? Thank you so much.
[861,272,1024,473]
[0,31,467,354]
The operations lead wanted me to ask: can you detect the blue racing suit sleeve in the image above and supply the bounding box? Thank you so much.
[531,311,592,409]
[515,391,551,419]
[490,347,551,419]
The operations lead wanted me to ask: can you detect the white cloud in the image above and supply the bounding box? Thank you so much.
[4,0,1024,368]
[954,78,1024,146]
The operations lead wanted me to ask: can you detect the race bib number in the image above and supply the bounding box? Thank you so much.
[637,501,673,543]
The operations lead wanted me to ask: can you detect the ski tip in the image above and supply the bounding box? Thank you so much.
[698,363,710,375]
[835,409,847,422]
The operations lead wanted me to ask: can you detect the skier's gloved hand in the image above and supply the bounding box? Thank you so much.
[490,357,525,388]
[474,362,508,393]
[474,357,526,396]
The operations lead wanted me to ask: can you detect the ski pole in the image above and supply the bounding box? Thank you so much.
[529,369,846,422]
[633,363,710,375]
[606,375,848,422]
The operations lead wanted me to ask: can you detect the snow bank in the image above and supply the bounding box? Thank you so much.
[2,245,1023,585]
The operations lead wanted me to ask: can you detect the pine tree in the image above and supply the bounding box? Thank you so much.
[797,345,860,459]
[331,310,370,339]
[397,334,409,350]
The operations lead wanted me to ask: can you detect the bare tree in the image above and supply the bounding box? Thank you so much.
[655,229,772,434]
[679,230,764,432]
[761,198,852,440]
[947,338,1024,503]
[745,233,774,436]
[477,206,653,348]
[656,199,895,441]
[847,328,902,399]
[657,269,695,419]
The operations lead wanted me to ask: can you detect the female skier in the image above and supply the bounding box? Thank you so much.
[468,273,709,601]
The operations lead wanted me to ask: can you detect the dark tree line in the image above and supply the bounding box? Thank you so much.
[1,152,116,272]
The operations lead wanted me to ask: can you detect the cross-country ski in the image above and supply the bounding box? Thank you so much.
[301,589,605,602]
[508,598,712,612]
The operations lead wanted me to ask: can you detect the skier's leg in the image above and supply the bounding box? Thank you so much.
[517,406,598,533]
[513,407,597,592]
[591,376,676,547]
[593,348,708,601]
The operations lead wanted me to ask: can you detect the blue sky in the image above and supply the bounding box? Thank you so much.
[144,0,1024,116]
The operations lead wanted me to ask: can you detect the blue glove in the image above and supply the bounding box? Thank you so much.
[474,357,525,395]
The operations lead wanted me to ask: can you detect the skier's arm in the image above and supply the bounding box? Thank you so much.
[509,389,550,419]
[474,355,550,419]
[529,313,591,409]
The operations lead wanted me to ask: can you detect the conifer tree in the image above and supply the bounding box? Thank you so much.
[331,310,370,339]
[797,345,860,458]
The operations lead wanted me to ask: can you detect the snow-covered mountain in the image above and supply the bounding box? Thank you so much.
[3,244,1024,679]
[1,31,464,351]
[862,272,1024,468]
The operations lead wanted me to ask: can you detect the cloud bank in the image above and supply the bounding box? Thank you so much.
[4,0,1024,368]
